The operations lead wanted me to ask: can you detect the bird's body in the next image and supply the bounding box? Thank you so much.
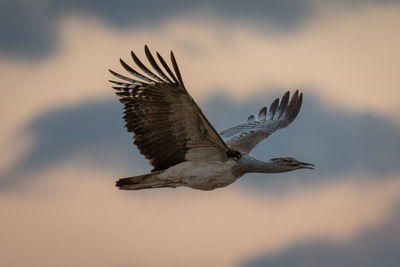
[109,46,314,191]
[159,160,238,190]
[116,160,238,190]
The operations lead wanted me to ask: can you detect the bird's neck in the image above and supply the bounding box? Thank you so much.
[233,155,288,175]
[250,160,287,173]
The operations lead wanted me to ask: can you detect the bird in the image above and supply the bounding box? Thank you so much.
[108,45,314,191]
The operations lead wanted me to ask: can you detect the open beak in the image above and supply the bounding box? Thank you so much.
[299,162,315,170]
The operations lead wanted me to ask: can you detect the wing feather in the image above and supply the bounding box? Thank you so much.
[119,59,156,84]
[170,51,185,87]
[109,46,230,171]
[247,115,255,123]
[268,98,279,120]
[130,50,165,83]
[144,45,173,83]
[220,90,303,154]
[276,91,290,119]
[109,69,138,83]
[258,107,267,121]
[156,51,180,84]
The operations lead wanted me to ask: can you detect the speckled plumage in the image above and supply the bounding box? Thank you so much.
[109,46,313,191]
[220,91,303,154]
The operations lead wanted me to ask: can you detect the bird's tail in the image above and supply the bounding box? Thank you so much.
[116,171,177,190]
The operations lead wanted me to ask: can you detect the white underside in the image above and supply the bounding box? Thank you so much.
[158,160,239,190]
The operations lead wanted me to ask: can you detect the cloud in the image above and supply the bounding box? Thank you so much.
[0,0,313,58]
[2,91,400,189]
[2,0,399,58]
[1,5,400,178]
[1,5,399,265]
[1,165,399,266]
[0,0,57,58]
[0,100,149,185]
[1,3,399,135]
[242,203,400,267]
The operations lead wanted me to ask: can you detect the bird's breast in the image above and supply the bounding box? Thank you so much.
[159,160,239,190]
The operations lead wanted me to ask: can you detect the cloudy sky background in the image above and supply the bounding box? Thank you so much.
[1,0,400,266]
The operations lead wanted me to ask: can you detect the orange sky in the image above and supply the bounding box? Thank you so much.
[1,3,400,174]
[1,1,400,266]
[1,163,399,266]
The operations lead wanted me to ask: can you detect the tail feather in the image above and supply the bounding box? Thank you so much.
[115,176,142,188]
[116,171,177,190]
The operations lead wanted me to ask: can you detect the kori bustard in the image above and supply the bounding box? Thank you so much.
[109,45,314,191]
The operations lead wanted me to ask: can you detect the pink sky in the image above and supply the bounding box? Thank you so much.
[1,1,400,266]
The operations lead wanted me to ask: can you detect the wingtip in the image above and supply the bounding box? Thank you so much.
[297,92,303,108]
[112,86,123,91]
[268,98,280,120]
[286,90,303,122]
[259,106,267,112]
[258,107,267,121]
[170,51,176,63]
[296,91,303,107]
[130,50,140,64]
[283,90,290,99]
[119,58,132,71]
[119,58,126,66]
[156,50,179,84]
[144,45,151,55]
[108,69,119,76]
[170,50,184,86]
[247,114,255,123]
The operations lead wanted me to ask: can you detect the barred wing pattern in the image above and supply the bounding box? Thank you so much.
[220,91,303,154]
[109,46,229,172]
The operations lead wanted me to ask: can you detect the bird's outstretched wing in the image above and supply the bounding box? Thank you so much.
[219,91,303,154]
[109,45,230,172]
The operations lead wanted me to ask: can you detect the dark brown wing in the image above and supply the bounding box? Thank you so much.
[109,45,230,172]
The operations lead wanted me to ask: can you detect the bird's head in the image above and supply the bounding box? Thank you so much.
[269,157,315,171]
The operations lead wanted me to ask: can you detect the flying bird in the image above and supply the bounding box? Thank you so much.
[109,45,314,190]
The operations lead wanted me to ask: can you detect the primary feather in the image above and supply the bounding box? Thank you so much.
[109,46,312,191]
[219,91,303,154]
[109,46,229,172]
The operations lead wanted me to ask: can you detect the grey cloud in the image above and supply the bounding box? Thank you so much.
[0,0,311,59]
[205,91,400,171]
[1,90,399,189]
[2,0,398,59]
[242,203,400,267]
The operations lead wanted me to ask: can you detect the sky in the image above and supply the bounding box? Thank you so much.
[1,0,400,266]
